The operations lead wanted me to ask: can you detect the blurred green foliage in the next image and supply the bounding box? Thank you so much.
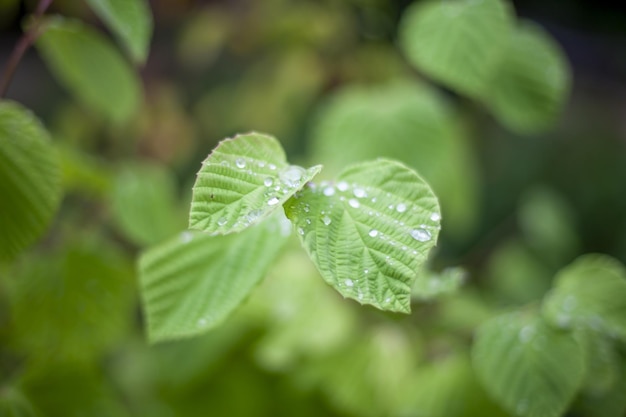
[1,0,626,416]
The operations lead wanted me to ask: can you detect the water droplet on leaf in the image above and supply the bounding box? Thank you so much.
[345,279,354,287]
[268,197,280,206]
[337,181,349,192]
[180,231,193,243]
[279,166,305,188]
[396,203,407,213]
[323,186,335,196]
[264,177,273,187]
[353,188,367,198]
[410,228,431,242]
[369,229,379,237]
[235,158,246,169]
[217,217,228,226]
[348,199,360,208]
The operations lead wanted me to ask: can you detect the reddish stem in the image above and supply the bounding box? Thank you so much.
[0,0,54,98]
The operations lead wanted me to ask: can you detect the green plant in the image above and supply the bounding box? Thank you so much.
[1,0,625,416]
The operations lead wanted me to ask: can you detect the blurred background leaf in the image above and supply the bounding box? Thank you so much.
[86,0,153,64]
[0,101,61,262]
[35,17,141,124]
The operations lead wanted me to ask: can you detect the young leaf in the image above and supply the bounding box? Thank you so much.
[486,22,571,134]
[472,311,585,417]
[189,132,321,235]
[399,0,514,97]
[86,0,153,64]
[35,17,141,124]
[140,213,290,342]
[542,254,626,340]
[0,101,61,262]
[284,159,441,313]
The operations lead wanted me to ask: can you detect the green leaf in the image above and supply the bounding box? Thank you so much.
[542,254,626,340]
[310,81,478,237]
[284,159,441,313]
[7,238,135,363]
[110,163,184,246]
[0,101,61,262]
[35,17,141,124]
[139,213,290,342]
[472,311,585,417]
[399,0,514,97]
[86,0,153,64]
[486,22,571,134]
[574,358,626,417]
[578,330,621,395]
[189,132,321,235]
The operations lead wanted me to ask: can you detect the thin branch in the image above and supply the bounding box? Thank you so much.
[0,0,54,98]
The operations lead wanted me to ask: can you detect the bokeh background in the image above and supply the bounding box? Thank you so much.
[1,0,625,416]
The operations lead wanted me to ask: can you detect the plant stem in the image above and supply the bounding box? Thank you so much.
[0,0,54,98]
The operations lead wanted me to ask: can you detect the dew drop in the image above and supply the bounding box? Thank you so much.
[396,203,407,213]
[388,204,394,210]
[279,166,305,188]
[264,177,273,187]
[364,269,369,274]
[322,215,332,226]
[371,197,377,203]
[353,188,367,198]
[337,181,349,192]
[358,291,363,300]
[430,212,441,222]
[257,161,266,168]
[305,218,311,225]
[323,186,336,196]
[369,229,379,237]
[268,197,280,206]
[384,297,391,303]
[304,204,310,213]
[348,199,360,208]
[268,163,277,170]
[235,158,246,169]
[180,231,193,243]
[298,227,304,235]
[345,279,354,287]
[246,209,263,223]
[217,217,228,226]
[410,228,431,242]
[197,318,208,327]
